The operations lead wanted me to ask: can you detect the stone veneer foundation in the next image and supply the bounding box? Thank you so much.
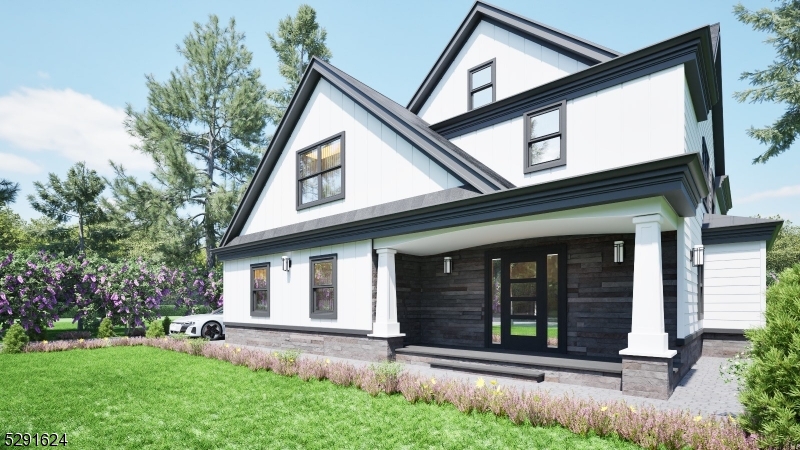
[225,326,404,362]
[621,355,675,400]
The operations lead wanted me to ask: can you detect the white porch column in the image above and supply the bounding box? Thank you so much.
[369,248,405,338]
[620,214,677,358]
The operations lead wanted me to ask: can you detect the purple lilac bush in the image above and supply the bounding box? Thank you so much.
[16,337,760,450]
[0,252,223,335]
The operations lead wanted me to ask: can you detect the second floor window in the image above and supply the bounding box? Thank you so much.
[524,101,566,173]
[468,59,495,110]
[297,132,345,210]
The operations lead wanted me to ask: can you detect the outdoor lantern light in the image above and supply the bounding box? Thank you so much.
[443,256,453,274]
[613,241,624,263]
[692,245,705,267]
[282,256,292,271]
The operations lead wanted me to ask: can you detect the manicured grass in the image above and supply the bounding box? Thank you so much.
[0,347,638,449]
[492,324,558,338]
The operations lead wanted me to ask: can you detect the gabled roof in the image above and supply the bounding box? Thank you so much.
[407,1,621,114]
[219,58,513,247]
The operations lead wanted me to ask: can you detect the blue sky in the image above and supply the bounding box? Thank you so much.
[1,0,798,223]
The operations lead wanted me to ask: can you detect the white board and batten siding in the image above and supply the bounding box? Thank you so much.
[240,79,461,236]
[684,81,714,171]
[676,205,703,339]
[449,64,686,187]
[703,241,767,330]
[223,240,374,331]
[418,20,589,124]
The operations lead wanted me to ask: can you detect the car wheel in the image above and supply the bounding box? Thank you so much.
[201,321,223,341]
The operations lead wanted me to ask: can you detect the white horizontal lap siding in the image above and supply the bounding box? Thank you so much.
[240,79,460,236]
[449,65,685,187]
[684,81,714,175]
[222,239,374,331]
[703,241,767,330]
[677,205,703,338]
[418,20,589,124]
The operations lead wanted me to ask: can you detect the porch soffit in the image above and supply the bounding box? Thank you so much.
[213,154,704,261]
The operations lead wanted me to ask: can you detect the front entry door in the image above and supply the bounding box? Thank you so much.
[488,246,565,352]
[502,254,546,350]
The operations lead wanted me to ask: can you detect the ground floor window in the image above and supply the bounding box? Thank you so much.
[251,263,270,317]
[310,254,337,319]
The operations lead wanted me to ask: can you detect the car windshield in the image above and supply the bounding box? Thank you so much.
[212,307,223,315]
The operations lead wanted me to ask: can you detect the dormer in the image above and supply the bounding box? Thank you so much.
[408,2,620,124]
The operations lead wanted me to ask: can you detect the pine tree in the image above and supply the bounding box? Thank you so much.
[124,15,269,270]
[266,4,332,124]
[27,162,106,255]
[0,179,19,206]
[734,1,800,163]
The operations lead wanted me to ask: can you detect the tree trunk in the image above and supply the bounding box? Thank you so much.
[205,132,217,271]
[78,215,85,255]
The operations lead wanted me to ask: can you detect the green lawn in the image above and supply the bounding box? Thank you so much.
[40,317,182,341]
[492,324,558,338]
[0,347,638,449]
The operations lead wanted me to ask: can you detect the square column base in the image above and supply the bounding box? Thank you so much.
[621,355,675,400]
[619,332,677,359]
[369,322,405,338]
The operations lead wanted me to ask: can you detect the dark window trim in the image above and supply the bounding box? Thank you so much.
[698,264,705,321]
[296,132,346,211]
[309,254,338,319]
[250,262,270,317]
[468,58,496,111]
[523,100,567,173]
[700,137,714,212]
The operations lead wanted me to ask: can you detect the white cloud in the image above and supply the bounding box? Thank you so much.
[0,88,152,175]
[0,152,42,174]
[739,184,800,204]
[37,71,50,80]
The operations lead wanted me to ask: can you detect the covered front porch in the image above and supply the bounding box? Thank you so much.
[369,198,692,399]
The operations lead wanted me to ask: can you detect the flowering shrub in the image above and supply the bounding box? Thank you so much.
[55,331,92,340]
[13,338,760,450]
[0,251,223,337]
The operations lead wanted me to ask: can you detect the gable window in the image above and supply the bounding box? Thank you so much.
[309,254,337,319]
[468,59,495,110]
[297,132,345,210]
[251,263,270,317]
[524,101,566,173]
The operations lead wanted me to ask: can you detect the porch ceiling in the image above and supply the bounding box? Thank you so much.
[373,198,678,256]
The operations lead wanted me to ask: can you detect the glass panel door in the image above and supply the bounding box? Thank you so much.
[502,255,546,350]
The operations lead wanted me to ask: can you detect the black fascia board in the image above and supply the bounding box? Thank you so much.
[714,175,732,215]
[407,1,621,113]
[711,37,726,176]
[213,154,708,261]
[429,25,719,139]
[703,221,783,249]
[219,58,511,247]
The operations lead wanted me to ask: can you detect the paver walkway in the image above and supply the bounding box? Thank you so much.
[214,340,742,418]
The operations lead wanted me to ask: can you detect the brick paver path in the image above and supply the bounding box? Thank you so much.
[215,340,742,418]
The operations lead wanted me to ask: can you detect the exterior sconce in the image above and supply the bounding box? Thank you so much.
[282,256,292,271]
[692,245,704,267]
[443,256,453,274]
[613,241,624,263]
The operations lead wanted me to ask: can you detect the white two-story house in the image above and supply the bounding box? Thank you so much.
[213,2,782,399]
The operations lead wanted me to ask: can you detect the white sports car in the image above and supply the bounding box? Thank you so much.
[169,307,225,340]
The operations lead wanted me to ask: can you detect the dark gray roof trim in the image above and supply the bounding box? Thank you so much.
[430,25,719,139]
[219,59,512,247]
[407,1,621,113]
[702,214,782,249]
[214,154,708,261]
[710,28,726,176]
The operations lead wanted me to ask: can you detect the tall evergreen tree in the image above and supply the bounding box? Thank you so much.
[734,1,800,163]
[124,15,269,270]
[0,179,19,206]
[27,162,106,254]
[266,4,332,124]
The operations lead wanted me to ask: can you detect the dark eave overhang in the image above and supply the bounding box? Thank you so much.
[219,59,511,247]
[213,153,708,261]
[702,215,783,250]
[714,175,732,215]
[407,1,621,114]
[429,24,719,140]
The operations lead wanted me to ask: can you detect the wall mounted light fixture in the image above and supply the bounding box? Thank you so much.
[282,256,292,271]
[613,241,624,263]
[443,256,453,274]
[691,245,704,267]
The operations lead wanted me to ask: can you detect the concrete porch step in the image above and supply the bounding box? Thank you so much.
[430,360,545,382]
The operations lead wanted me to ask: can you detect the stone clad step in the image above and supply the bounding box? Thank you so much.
[429,359,545,382]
